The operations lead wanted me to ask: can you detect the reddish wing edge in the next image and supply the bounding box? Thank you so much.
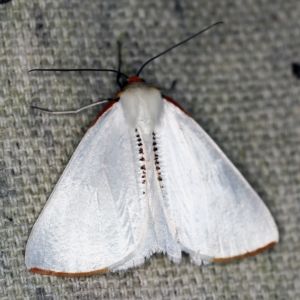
[90,101,117,127]
[29,242,276,276]
[213,241,277,262]
[29,267,109,277]
[163,95,190,116]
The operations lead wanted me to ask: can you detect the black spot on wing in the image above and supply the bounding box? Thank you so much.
[152,132,163,187]
[135,129,146,193]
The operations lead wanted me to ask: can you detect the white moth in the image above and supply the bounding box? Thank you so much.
[26,24,278,276]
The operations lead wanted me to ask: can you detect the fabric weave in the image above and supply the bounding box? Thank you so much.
[0,0,299,299]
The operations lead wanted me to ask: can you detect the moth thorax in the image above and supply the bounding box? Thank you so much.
[120,82,163,135]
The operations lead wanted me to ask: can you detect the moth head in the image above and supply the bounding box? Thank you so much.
[127,76,145,84]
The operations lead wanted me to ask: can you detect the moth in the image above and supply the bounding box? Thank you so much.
[26,23,278,276]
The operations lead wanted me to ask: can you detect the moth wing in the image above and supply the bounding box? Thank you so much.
[159,99,278,263]
[25,103,148,276]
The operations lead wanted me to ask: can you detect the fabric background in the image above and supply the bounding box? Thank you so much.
[1,0,299,299]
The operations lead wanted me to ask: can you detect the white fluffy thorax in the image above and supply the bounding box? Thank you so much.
[119,82,163,135]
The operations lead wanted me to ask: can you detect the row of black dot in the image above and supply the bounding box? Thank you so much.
[135,129,146,189]
[152,132,162,182]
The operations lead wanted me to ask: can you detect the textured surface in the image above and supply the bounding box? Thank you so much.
[0,0,299,299]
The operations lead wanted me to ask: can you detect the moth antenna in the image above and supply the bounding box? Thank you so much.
[31,98,119,115]
[136,21,223,76]
[28,68,129,79]
[116,41,123,88]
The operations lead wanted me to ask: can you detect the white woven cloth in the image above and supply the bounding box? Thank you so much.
[0,0,299,298]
